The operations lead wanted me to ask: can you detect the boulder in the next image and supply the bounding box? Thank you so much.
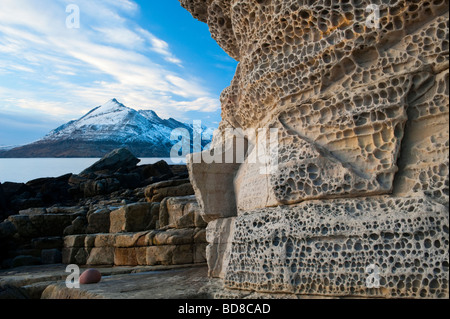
[25,174,72,204]
[0,220,16,239]
[172,245,194,265]
[64,235,86,248]
[9,197,44,212]
[146,246,175,266]
[86,247,114,266]
[8,214,80,238]
[205,217,236,279]
[114,231,156,248]
[79,269,102,284]
[94,234,116,247]
[159,195,205,229]
[113,172,141,190]
[114,247,147,266]
[1,182,39,213]
[145,179,194,203]
[41,249,62,264]
[86,208,111,234]
[109,203,157,233]
[187,159,239,223]
[46,206,87,215]
[194,243,207,264]
[62,247,88,265]
[19,208,47,216]
[63,216,88,236]
[2,176,76,216]
[11,255,41,267]
[0,285,29,299]
[153,228,194,246]
[80,148,140,176]
[31,237,63,250]
[81,178,122,197]
[0,183,6,218]
[1,182,32,201]
[134,160,173,180]
[169,165,189,179]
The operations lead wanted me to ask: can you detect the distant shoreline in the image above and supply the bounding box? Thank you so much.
[0,157,187,184]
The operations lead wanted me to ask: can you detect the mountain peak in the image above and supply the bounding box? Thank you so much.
[3,99,215,157]
[99,98,126,110]
[139,109,161,121]
[83,99,129,119]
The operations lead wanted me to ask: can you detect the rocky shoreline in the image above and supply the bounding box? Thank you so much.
[0,148,207,276]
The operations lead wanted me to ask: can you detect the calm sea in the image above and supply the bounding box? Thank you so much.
[0,158,186,183]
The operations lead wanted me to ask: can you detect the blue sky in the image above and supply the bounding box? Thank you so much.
[0,0,237,146]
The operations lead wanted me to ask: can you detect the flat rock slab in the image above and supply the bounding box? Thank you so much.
[0,264,208,299]
[42,266,209,299]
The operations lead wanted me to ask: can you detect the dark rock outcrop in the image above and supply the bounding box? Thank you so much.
[0,148,198,270]
[80,148,140,176]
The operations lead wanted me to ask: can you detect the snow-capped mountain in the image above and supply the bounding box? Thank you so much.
[0,99,214,158]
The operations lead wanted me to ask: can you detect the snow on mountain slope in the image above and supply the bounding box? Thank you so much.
[43,99,212,146]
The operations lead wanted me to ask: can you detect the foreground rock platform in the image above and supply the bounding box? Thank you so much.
[0,264,208,299]
[42,265,209,299]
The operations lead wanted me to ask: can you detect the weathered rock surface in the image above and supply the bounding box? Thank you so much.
[63,216,88,236]
[0,150,184,222]
[41,249,62,265]
[86,208,111,234]
[63,227,208,267]
[0,184,6,221]
[145,179,194,203]
[222,195,448,298]
[0,221,16,239]
[180,0,449,299]
[0,150,207,292]
[159,195,207,229]
[109,203,158,233]
[1,264,209,299]
[62,191,208,268]
[41,266,209,299]
[79,268,102,284]
[0,147,198,270]
[8,214,81,239]
[31,237,63,251]
[206,217,236,279]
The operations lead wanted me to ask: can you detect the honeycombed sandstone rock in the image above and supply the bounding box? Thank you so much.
[180,0,449,298]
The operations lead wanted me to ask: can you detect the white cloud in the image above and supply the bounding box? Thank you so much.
[166,75,210,98]
[137,28,183,66]
[93,27,145,48]
[0,0,219,122]
[8,64,35,73]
